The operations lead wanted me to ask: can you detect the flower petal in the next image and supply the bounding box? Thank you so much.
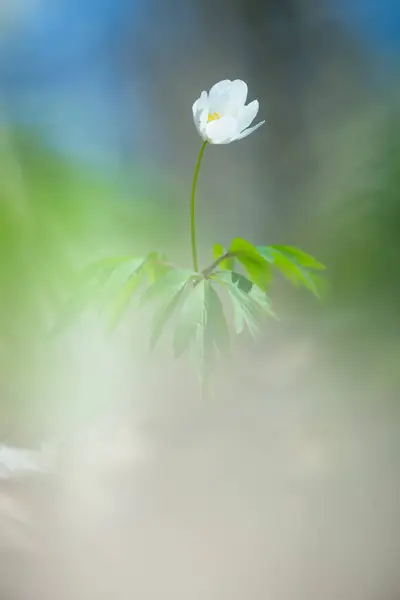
[192,91,209,136]
[234,120,265,141]
[237,100,259,132]
[192,91,208,119]
[208,80,248,118]
[192,91,208,115]
[196,109,209,139]
[207,80,233,115]
[205,116,239,144]
[208,79,232,101]
[224,79,248,115]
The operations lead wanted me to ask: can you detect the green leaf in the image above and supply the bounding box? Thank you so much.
[97,257,145,309]
[213,243,234,271]
[249,285,277,319]
[146,251,172,282]
[173,279,207,357]
[229,237,271,292]
[215,273,261,338]
[142,268,197,351]
[255,246,274,263]
[54,256,145,332]
[182,282,229,391]
[216,271,274,337]
[213,243,224,260]
[194,322,216,390]
[107,269,146,331]
[141,267,196,306]
[106,252,175,328]
[173,279,230,361]
[192,322,214,390]
[269,246,325,270]
[150,284,187,350]
[71,256,130,300]
[88,255,142,273]
[205,283,230,357]
[231,272,253,293]
[264,247,320,296]
[257,245,326,297]
[227,283,261,338]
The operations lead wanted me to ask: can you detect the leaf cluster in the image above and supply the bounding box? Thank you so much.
[61,239,325,371]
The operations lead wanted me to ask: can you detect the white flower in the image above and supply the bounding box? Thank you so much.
[192,79,265,145]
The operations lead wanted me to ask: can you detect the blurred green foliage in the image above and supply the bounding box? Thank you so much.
[294,105,400,390]
[319,110,400,322]
[0,126,182,431]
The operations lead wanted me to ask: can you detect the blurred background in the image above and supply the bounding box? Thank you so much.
[0,0,400,598]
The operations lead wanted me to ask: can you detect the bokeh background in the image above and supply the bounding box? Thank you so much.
[1,0,399,428]
[0,1,400,598]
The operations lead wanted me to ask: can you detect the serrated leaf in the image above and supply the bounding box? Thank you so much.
[69,257,140,293]
[249,285,277,319]
[71,257,129,301]
[141,267,196,306]
[173,280,207,357]
[88,255,142,274]
[215,273,260,338]
[205,283,230,357]
[173,279,229,362]
[267,248,320,296]
[257,245,325,297]
[97,257,146,310]
[231,272,253,293]
[147,251,172,282]
[54,256,144,333]
[269,246,325,270]
[213,243,234,271]
[150,284,187,350]
[107,269,146,331]
[229,237,271,292]
[226,283,260,338]
[216,271,273,337]
[255,246,274,263]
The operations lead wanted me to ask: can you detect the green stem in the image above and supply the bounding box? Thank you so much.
[190,141,207,272]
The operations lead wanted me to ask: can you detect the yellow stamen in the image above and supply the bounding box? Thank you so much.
[207,112,220,122]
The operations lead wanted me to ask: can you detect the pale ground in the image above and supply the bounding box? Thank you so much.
[0,325,399,600]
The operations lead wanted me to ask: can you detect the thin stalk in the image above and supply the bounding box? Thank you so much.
[190,141,207,272]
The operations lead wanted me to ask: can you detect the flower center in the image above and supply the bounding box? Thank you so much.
[207,112,221,122]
